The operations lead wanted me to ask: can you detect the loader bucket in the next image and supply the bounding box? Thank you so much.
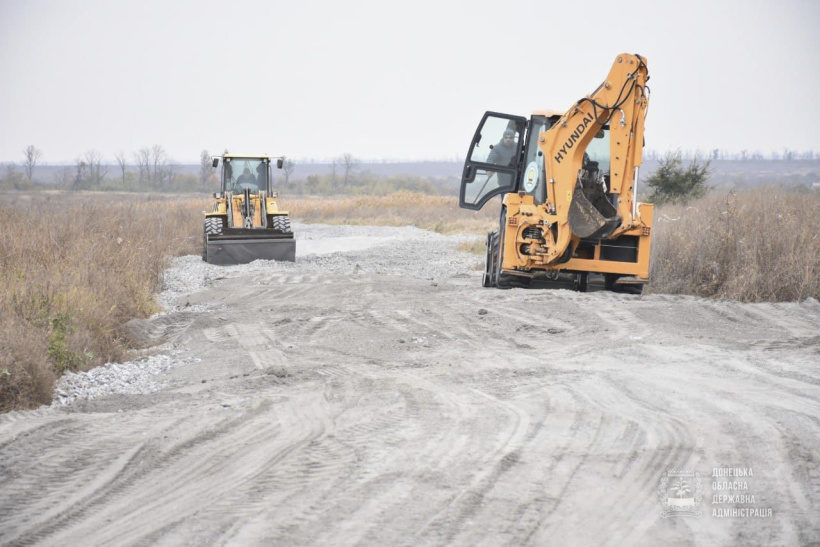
[204,235,296,265]
[568,181,621,240]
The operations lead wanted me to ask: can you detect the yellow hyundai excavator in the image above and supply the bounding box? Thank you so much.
[460,53,652,293]
[203,152,296,265]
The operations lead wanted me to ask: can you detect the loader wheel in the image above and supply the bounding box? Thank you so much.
[574,272,589,292]
[204,217,224,235]
[489,210,530,290]
[605,274,644,295]
[482,231,495,288]
[203,218,224,261]
[272,216,292,234]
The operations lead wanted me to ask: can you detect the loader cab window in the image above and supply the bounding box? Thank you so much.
[519,116,551,204]
[223,158,270,193]
[459,112,527,211]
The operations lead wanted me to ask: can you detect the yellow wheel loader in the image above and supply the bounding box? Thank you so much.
[460,53,652,293]
[203,152,296,265]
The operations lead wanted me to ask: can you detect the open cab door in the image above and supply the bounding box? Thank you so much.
[459,111,527,210]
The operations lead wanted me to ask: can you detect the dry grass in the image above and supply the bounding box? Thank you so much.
[281,191,498,235]
[458,239,487,255]
[0,192,202,411]
[3,187,813,410]
[649,188,820,301]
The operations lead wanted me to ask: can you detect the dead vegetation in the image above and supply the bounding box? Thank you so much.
[1,187,815,411]
[648,188,820,301]
[0,192,201,411]
[281,191,498,235]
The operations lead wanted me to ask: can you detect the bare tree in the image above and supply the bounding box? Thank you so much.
[2,163,24,188]
[23,145,42,181]
[73,156,89,189]
[282,158,295,185]
[330,158,338,185]
[114,151,128,186]
[200,149,215,190]
[54,165,73,187]
[151,145,168,187]
[340,153,358,185]
[134,147,151,186]
[84,150,107,187]
[165,159,179,188]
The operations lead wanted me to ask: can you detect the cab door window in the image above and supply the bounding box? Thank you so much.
[460,112,526,210]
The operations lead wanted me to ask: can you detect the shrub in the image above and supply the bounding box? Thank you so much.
[646,151,711,205]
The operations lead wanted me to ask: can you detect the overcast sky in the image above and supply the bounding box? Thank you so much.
[1,0,818,164]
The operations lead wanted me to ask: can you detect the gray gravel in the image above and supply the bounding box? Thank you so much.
[159,222,482,309]
[52,223,483,407]
[52,350,199,407]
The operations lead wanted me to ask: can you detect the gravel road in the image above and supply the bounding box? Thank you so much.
[1,223,819,546]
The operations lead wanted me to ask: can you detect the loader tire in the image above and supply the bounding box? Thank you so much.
[203,218,224,261]
[605,274,644,295]
[482,231,495,288]
[205,217,224,235]
[271,216,292,234]
[489,211,530,290]
[574,272,589,293]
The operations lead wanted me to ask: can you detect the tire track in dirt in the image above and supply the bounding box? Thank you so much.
[2,230,819,545]
[27,396,334,545]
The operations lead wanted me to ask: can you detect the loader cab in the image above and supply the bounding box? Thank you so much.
[459,112,527,210]
[221,156,272,194]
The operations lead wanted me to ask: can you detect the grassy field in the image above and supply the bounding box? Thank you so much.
[649,188,820,301]
[0,192,202,411]
[281,191,499,235]
[1,187,817,411]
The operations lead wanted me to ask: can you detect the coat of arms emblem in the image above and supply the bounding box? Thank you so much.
[658,469,703,518]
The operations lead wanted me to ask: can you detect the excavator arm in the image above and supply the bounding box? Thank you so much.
[516,53,650,265]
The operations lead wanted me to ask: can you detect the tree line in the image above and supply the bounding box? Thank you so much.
[0,147,458,196]
[0,145,219,192]
[3,144,817,197]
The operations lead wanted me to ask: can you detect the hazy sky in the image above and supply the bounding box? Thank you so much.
[1,0,818,164]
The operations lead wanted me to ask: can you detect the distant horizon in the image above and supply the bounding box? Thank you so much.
[3,148,819,167]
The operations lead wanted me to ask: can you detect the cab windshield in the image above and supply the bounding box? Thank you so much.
[223,158,270,193]
[519,116,551,204]
[585,127,611,176]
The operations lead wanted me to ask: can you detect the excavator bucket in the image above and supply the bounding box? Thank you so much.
[204,232,295,265]
[568,181,621,240]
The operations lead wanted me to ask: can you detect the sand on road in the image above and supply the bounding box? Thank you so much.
[1,223,818,546]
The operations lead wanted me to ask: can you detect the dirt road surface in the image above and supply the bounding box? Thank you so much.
[1,224,819,546]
